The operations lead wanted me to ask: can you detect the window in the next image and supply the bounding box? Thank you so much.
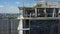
[46,8,59,17]
[37,8,45,17]
[24,9,35,17]
[30,19,59,34]
[23,19,30,28]
[46,8,54,17]
[23,30,30,34]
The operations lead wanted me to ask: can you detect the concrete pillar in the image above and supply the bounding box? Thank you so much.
[44,8,47,17]
[18,19,23,34]
[52,8,55,17]
[35,8,37,17]
[17,15,24,34]
[58,8,60,17]
[58,8,60,34]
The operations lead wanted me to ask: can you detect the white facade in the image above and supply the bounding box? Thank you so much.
[37,1,60,8]
[17,15,24,34]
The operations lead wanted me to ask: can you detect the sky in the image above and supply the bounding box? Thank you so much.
[0,0,60,13]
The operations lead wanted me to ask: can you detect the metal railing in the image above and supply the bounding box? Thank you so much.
[23,13,59,17]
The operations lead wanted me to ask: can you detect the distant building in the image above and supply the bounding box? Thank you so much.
[0,13,20,34]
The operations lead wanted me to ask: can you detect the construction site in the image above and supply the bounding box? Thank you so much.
[17,0,60,34]
[0,0,60,34]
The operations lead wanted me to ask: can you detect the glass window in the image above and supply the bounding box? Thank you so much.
[24,9,35,17]
[55,8,59,17]
[23,30,30,34]
[37,8,45,17]
[23,19,30,28]
[46,8,54,17]
[30,19,59,34]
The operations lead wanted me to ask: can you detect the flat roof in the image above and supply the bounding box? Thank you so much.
[19,2,60,10]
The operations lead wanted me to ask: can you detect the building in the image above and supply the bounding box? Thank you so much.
[0,13,20,34]
[18,1,60,34]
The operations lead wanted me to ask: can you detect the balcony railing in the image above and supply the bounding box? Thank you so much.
[23,13,59,17]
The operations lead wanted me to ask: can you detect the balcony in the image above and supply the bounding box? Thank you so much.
[23,8,59,19]
[23,13,60,20]
[24,13,58,17]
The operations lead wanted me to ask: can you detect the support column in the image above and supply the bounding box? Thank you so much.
[17,15,24,34]
[44,8,47,17]
[58,8,60,34]
[35,8,37,17]
[52,8,56,17]
[18,19,23,34]
[58,8,60,17]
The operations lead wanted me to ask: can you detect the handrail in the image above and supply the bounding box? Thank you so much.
[23,13,59,17]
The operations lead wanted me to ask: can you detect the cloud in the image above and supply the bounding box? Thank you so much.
[7,6,19,13]
[16,2,20,5]
[0,6,19,13]
[0,5,4,8]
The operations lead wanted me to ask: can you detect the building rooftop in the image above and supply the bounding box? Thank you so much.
[19,2,60,10]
